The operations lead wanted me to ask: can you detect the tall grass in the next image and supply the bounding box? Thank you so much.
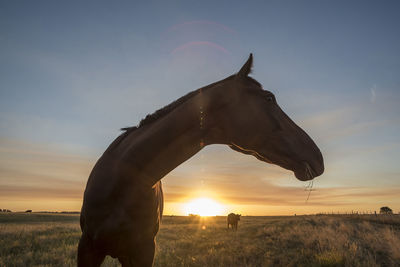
[0,213,399,266]
[0,215,80,266]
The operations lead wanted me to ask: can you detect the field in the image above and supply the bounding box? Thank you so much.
[1,213,400,266]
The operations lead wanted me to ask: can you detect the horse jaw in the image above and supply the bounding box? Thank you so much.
[229,143,321,181]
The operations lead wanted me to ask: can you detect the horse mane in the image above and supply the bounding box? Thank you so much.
[120,75,235,134]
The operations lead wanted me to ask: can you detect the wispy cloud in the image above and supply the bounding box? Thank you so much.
[1,118,399,214]
[0,184,83,199]
[370,84,377,103]
[163,176,400,213]
[0,138,94,210]
[299,106,396,143]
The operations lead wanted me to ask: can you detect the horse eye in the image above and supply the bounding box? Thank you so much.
[266,96,274,102]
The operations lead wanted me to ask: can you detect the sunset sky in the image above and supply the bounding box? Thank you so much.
[1,1,399,215]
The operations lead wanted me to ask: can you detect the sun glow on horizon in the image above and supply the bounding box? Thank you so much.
[184,197,225,216]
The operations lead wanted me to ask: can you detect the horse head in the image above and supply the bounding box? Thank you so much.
[213,54,324,181]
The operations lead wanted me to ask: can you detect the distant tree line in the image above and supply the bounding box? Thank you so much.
[314,206,398,216]
[0,209,12,212]
[0,210,81,214]
[380,206,393,215]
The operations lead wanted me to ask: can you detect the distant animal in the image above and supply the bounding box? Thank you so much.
[227,213,241,230]
[78,54,324,266]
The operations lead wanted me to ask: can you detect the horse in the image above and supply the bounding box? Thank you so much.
[78,54,324,266]
[227,213,241,231]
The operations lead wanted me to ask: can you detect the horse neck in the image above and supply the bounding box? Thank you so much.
[117,86,223,186]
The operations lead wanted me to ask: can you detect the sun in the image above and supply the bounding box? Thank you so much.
[184,197,225,216]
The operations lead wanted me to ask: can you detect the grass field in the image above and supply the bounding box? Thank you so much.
[0,213,399,266]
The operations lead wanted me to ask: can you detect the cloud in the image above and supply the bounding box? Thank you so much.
[0,111,116,152]
[299,106,383,142]
[0,184,83,200]
[163,177,400,209]
[370,84,377,103]
[0,138,94,209]
[1,133,399,214]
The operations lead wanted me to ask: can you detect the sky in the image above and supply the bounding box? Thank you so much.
[1,1,399,215]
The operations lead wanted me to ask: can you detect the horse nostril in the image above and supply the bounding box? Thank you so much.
[303,162,315,180]
[311,153,324,177]
[303,158,324,180]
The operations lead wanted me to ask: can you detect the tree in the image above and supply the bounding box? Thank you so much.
[380,206,393,214]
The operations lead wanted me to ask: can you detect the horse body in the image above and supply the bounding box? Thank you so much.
[78,54,324,266]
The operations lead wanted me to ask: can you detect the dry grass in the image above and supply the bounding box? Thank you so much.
[0,213,399,266]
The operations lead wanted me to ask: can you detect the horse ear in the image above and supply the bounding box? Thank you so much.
[237,53,253,78]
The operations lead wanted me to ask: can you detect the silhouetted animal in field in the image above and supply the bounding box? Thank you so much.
[227,213,241,231]
[78,54,324,266]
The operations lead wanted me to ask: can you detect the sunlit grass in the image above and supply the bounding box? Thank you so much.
[1,213,400,266]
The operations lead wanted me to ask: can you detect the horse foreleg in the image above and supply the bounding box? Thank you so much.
[77,232,105,267]
[119,239,155,267]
